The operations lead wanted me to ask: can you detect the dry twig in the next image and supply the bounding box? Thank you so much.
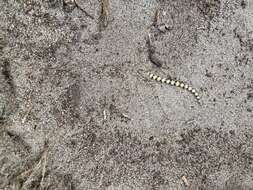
[99,0,110,30]
[153,9,160,26]
[147,34,163,67]
[75,0,94,19]
[182,175,190,187]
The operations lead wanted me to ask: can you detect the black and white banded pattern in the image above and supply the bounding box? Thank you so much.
[148,72,201,103]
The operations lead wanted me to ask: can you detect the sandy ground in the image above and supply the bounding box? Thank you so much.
[0,0,253,189]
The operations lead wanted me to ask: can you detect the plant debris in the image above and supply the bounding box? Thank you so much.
[182,175,190,187]
[12,145,49,189]
[63,0,94,19]
[99,0,110,30]
[147,34,163,67]
[153,9,160,27]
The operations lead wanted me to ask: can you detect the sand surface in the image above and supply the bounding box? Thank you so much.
[0,0,253,189]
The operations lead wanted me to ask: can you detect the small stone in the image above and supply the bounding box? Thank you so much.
[149,73,154,78]
[161,78,166,83]
[166,79,171,84]
[184,84,188,89]
[247,93,253,100]
[180,83,184,88]
[247,108,252,112]
[153,75,158,80]
[171,80,175,85]
[0,95,6,120]
[175,81,180,87]
[157,76,161,81]
[188,87,192,91]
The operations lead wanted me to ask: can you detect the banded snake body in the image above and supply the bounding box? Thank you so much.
[148,72,201,103]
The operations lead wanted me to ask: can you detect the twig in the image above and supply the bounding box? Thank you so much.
[153,9,160,26]
[40,149,48,188]
[21,106,32,124]
[121,113,130,119]
[16,147,49,189]
[22,158,43,188]
[74,0,94,19]
[182,175,190,187]
[103,110,107,120]
[147,34,163,67]
[99,0,110,29]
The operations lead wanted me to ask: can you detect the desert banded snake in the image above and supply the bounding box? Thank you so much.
[148,72,201,103]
